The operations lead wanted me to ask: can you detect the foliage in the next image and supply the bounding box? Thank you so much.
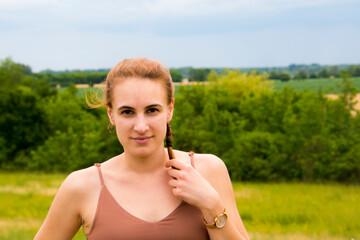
[207,69,273,98]
[0,57,30,88]
[294,69,308,79]
[0,88,49,169]
[13,61,360,86]
[169,69,183,82]
[35,71,108,87]
[349,65,360,77]
[1,58,360,183]
[172,70,360,182]
[279,72,291,81]
[27,89,122,171]
[0,59,121,171]
[188,68,211,82]
[318,68,331,78]
[0,58,54,169]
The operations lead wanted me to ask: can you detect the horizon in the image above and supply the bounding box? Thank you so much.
[33,62,359,73]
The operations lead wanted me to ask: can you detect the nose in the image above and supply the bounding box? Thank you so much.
[133,115,149,134]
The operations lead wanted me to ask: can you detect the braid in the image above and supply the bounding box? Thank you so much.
[166,123,175,159]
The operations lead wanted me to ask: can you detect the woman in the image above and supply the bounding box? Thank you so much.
[35,58,249,240]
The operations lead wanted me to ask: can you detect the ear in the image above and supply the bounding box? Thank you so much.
[106,105,115,125]
[167,99,175,122]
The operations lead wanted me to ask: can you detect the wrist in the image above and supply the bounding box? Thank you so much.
[200,193,224,225]
[203,208,228,229]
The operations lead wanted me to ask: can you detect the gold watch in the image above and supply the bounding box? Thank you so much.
[203,208,228,229]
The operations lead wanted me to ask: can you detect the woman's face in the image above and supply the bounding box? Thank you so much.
[107,78,174,158]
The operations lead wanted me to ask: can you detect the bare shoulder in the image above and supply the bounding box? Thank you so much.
[192,153,229,180]
[58,165,100,199]
[173,150,229,182]
[34,165,102,239]
[192,153,226,169]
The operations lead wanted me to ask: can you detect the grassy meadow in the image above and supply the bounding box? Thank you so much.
[273,77,360,93]
[0,173,359,240]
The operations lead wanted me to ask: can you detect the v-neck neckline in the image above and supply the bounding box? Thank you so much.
[103,185,185,224]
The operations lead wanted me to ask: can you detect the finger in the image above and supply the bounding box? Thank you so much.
[188,151,195,169]
[168,168,188,180]
[168,168,180,179]
[165,159,186,170]
[172,187,181,197]
[168,178,178,188]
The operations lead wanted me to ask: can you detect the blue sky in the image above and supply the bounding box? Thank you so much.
[0,0,359,72]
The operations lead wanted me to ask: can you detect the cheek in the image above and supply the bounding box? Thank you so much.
[150,115,168,135]
[114,118,132,133]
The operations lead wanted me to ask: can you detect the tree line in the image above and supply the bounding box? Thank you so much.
[14,57,360,86]
[1,58,360,182]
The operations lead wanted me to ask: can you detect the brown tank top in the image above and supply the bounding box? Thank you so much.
[86,164,210,240]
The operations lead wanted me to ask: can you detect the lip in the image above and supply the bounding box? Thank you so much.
[132,136,152,144]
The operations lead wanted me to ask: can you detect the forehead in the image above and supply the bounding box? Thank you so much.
[111,78,167,107]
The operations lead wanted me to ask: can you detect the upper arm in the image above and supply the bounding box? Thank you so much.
[34,171,86,240]
[197,154,247,235]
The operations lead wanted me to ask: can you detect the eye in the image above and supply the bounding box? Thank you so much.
[121,109,134,116]
[147,108,159,114]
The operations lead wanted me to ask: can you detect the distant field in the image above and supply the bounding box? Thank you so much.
[273,77,360,93]
[0,173,359,240]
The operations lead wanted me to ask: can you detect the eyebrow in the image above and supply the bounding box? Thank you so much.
[146,104,163,109]
[117,104,163,112]
[117,106,134,112]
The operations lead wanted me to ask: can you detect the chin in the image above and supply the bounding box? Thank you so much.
[131,143,165,158]
[134,150,151,158]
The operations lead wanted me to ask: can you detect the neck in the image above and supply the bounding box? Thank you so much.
[122,147,169,174]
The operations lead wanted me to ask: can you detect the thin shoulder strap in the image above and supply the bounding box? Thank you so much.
[188,151,196,169]
[94,163,105,186]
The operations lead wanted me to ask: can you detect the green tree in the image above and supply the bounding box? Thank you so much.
[0,88,49,168]
[0,57,24,88]
[269,70,281,80]
[207,69,273,98]
[349,65,360,77]
[188,68,210,82]
[279,72,291,81]
[170,69,183,82]
[329,65,340,77]
[309,73,318,79]
[295,69,308,80]
[318,68,330,78]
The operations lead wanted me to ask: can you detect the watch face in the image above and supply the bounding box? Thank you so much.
[215,214,227,228]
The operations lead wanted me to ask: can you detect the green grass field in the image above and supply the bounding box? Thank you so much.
[273,77,360,93]
[0,173,359,240]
